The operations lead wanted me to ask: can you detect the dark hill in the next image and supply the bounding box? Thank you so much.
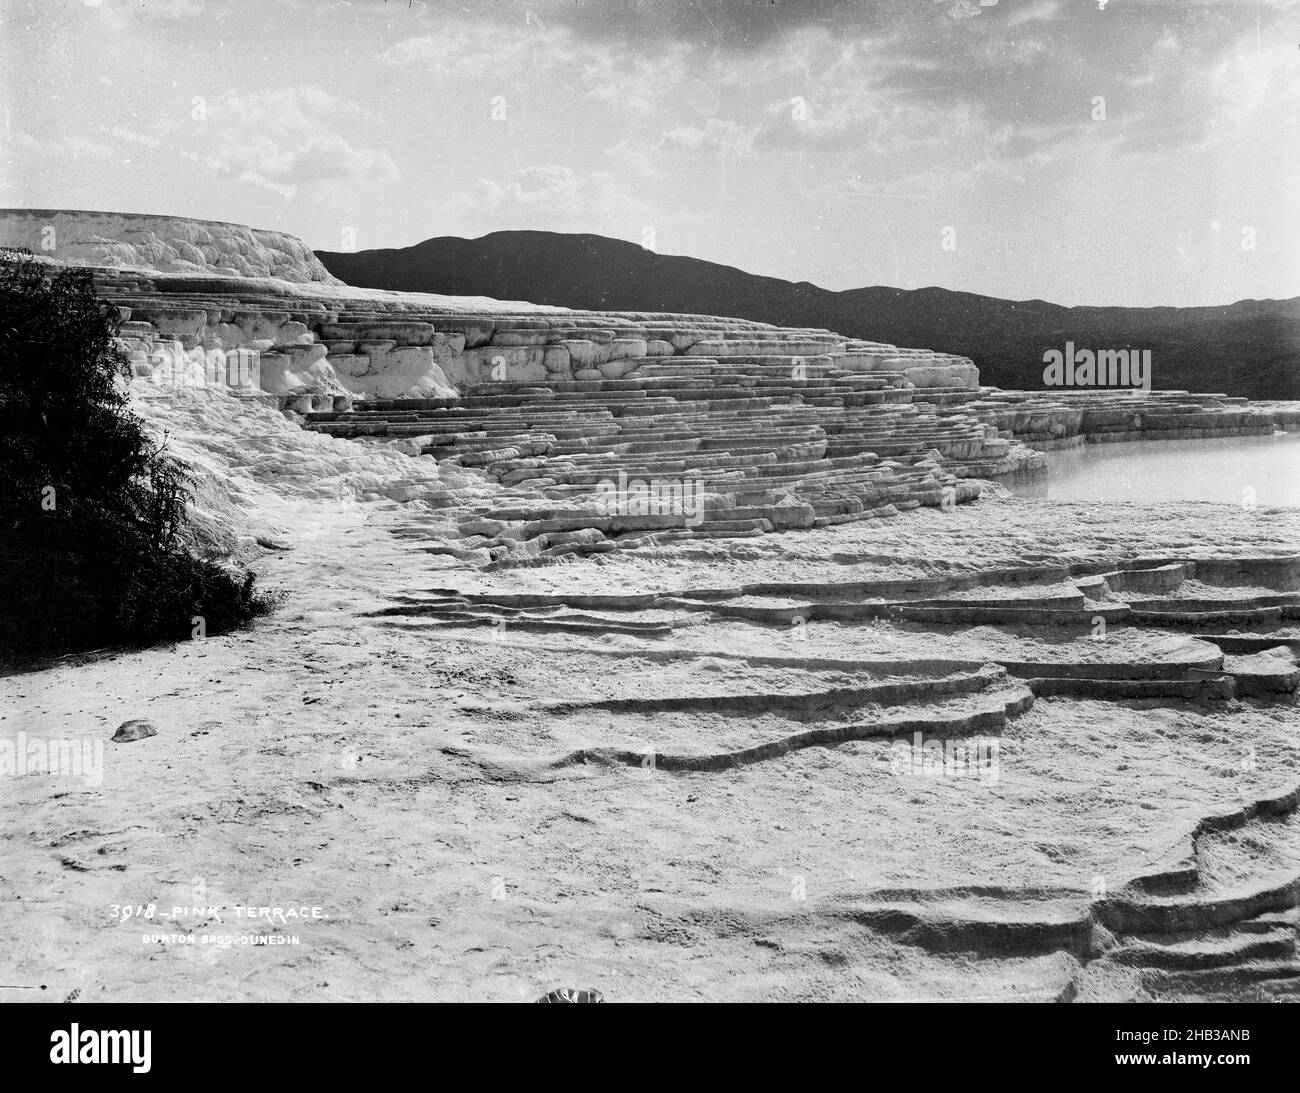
[317,231,1300,399]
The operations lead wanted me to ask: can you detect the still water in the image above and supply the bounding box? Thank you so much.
[1003,432,1300,506]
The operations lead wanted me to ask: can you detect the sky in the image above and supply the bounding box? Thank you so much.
[0,0,1296,306]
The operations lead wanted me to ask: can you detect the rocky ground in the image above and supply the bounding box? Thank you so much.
[2,385,1298,1003]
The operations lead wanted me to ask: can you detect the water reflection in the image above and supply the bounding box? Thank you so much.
[1001,432,1300,506]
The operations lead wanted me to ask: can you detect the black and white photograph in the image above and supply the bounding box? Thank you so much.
[1,0,1298,1045]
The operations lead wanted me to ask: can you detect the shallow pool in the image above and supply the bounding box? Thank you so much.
[1001,432,1300,506]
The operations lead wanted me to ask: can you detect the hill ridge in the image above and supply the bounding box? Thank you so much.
[318,231,1300,399]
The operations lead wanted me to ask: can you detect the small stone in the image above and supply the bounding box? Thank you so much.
[112,719,158,743]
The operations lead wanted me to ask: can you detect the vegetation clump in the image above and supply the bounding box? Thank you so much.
[0,249,272,659]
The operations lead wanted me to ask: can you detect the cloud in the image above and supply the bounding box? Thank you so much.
[936,0,1000,20]
[210,85,377,135]
[659,117,756,157]
[607,114,768,177]
[1005,0,1057,27]
[384,24,701,120]
[206,86,397,187]
[1207,30,1300,131]
[378,25,578,77]
[580,43,699,117]
[528,0,953,49]
[6,130,115,158]
[752,94,889,152]
[223,133,398,185]
[453,165,639,226]
[583,0,1288,201]
[379,31,528,73]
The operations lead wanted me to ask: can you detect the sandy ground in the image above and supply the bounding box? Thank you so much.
[2,388,1298,1002]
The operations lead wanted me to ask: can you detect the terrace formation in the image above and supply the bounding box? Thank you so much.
[6,211,1293,565]
[4,212,1299,1001]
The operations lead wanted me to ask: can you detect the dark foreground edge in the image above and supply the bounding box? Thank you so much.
[0,1001,1290,1079]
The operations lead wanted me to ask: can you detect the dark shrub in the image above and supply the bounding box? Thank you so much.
[0,249,272,660]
